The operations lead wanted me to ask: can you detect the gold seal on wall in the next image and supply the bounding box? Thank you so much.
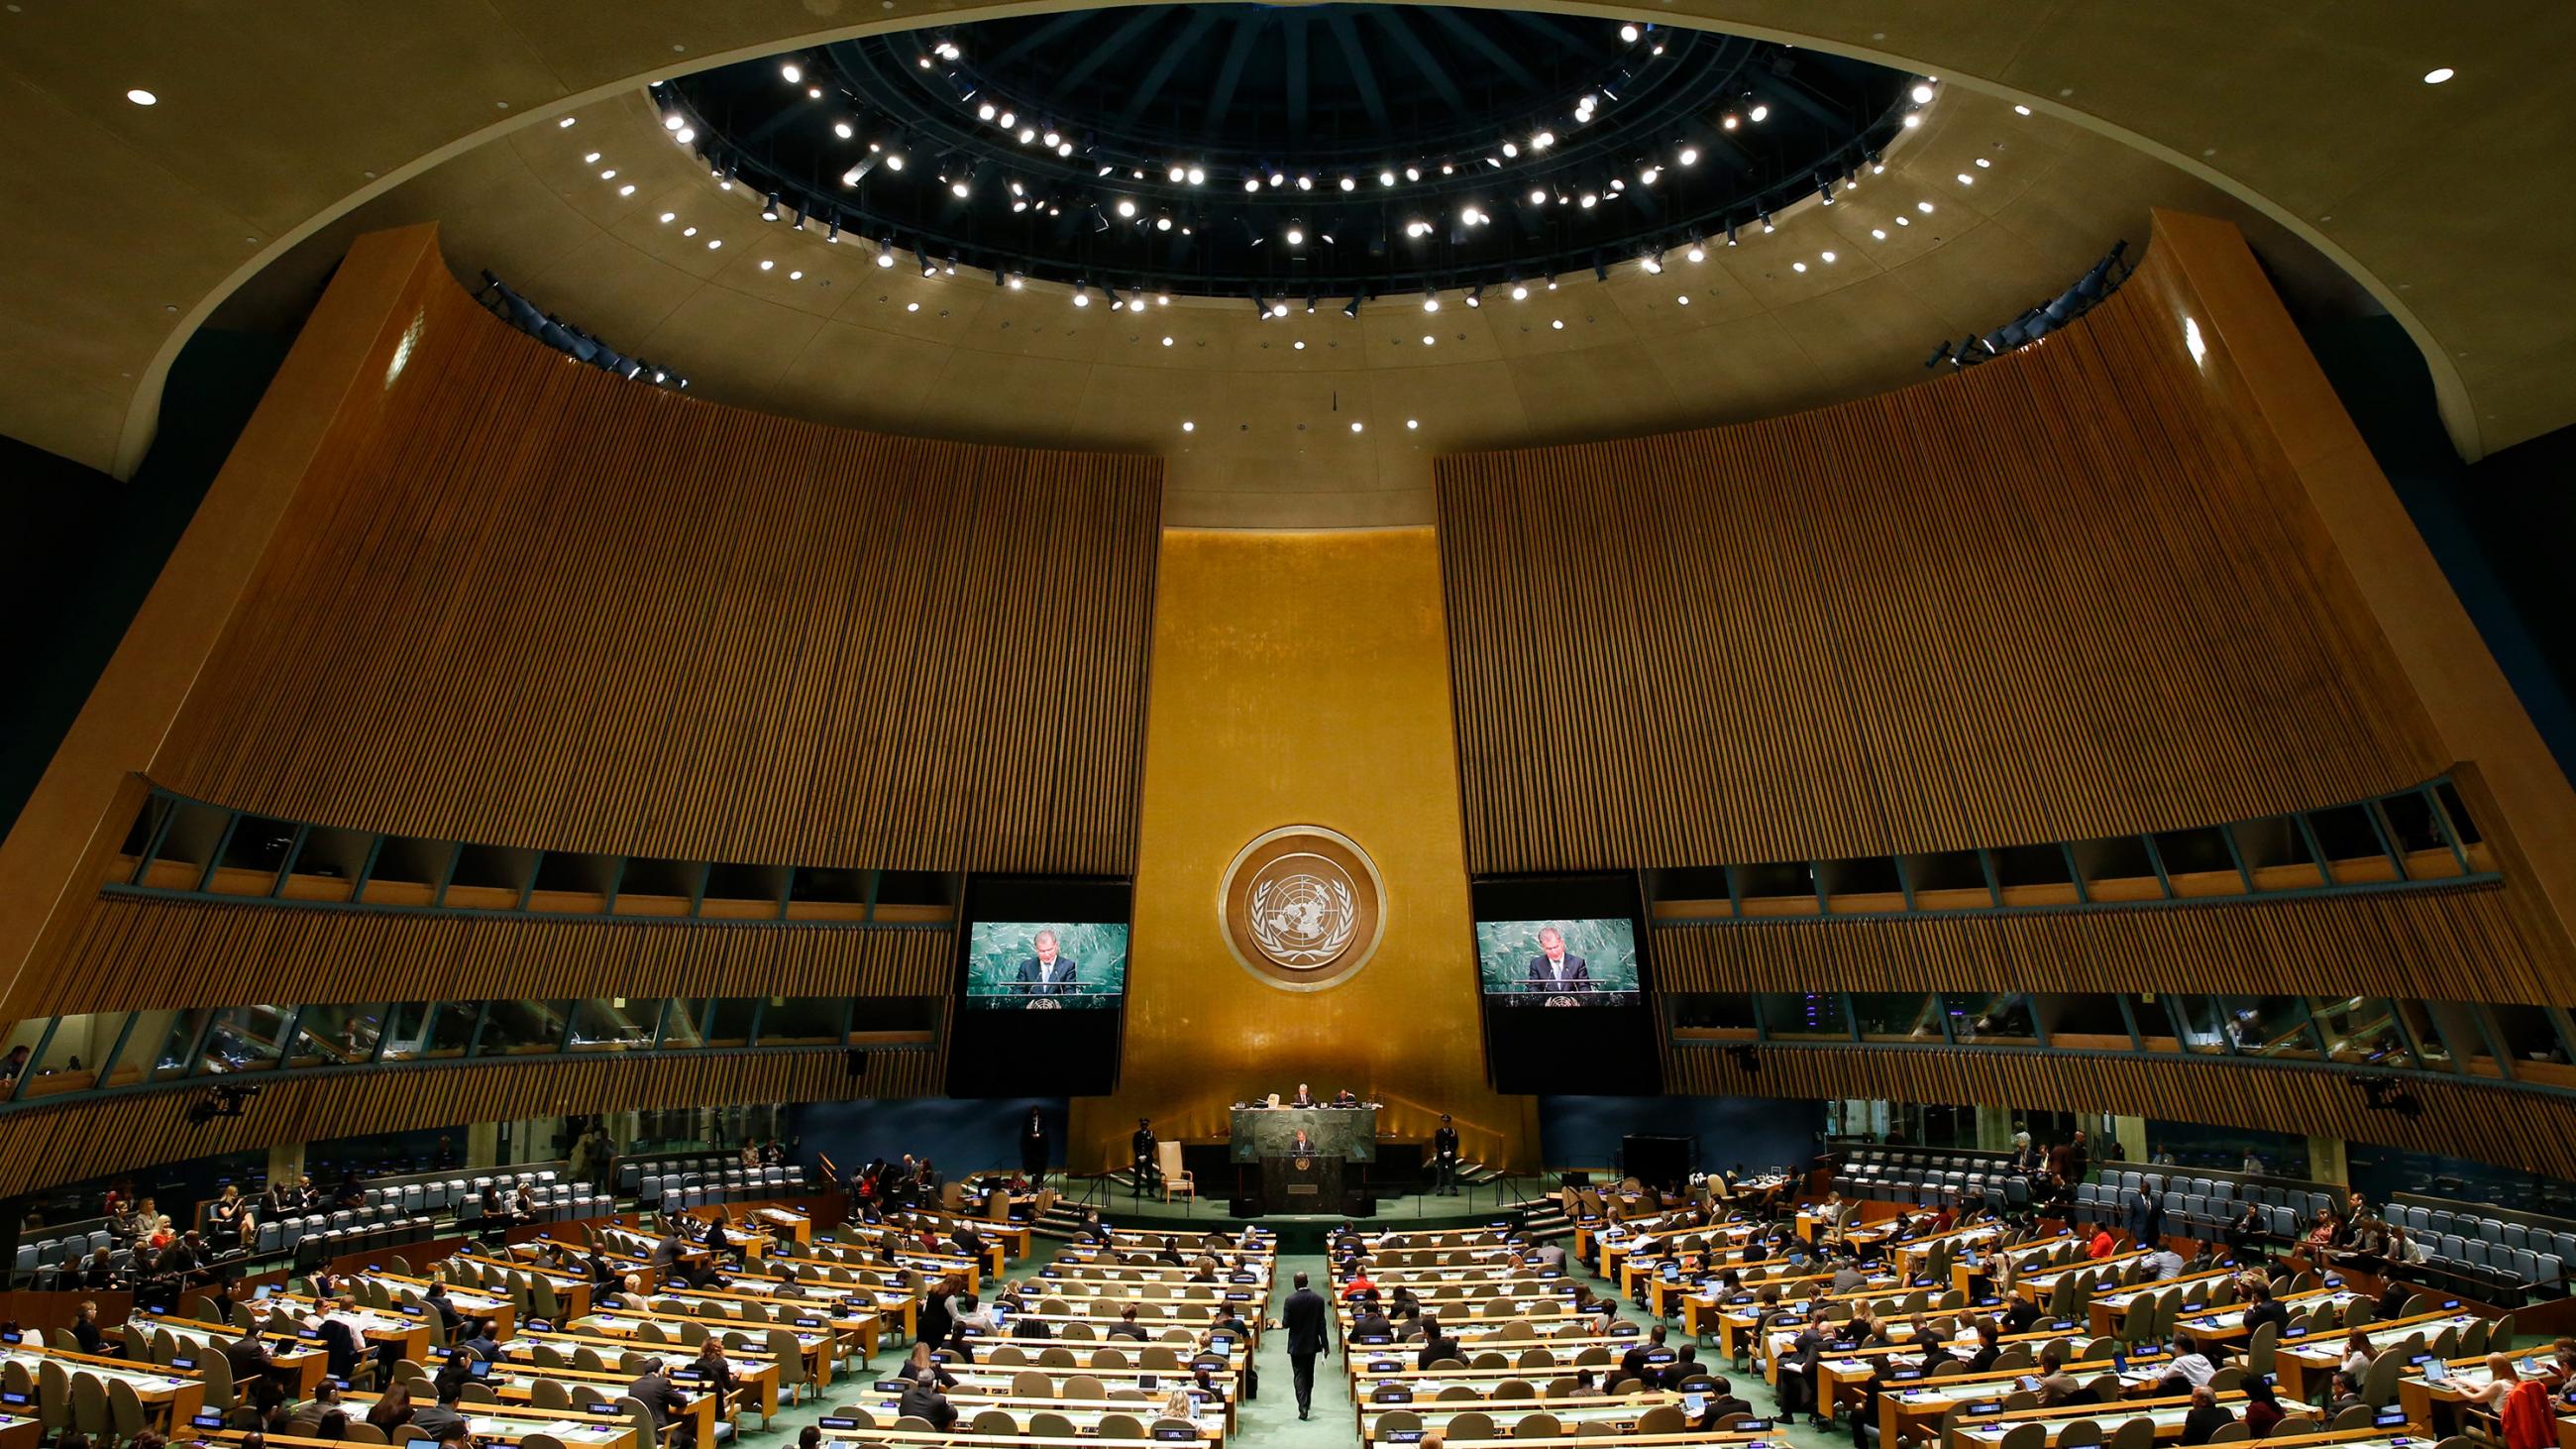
[1219,825,1386,992]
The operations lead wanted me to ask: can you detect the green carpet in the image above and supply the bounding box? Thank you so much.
[743,1240,1861,1449]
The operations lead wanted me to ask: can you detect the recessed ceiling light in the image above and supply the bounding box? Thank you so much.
[2423,66,2454,84]
[706,239,721,249]
[907,301,919,312]
[1676,293,1690,305]
[2013,104,2032,116]
[1820,251,1837,263]
[617,184,634,196]
[1421,334,1434,346]
[1293,340,1306,350]
[1161,336,1174,346]
[584,152,600,164]
[660,212,677,224]
[683,226,698,237]
[558,116,578,129]
[1792,261,1807,273]
[789,271,803,279]
[1918,201,1935,213]
[1902,113,1922,129]
[760,260,775,271]
[1182,421,1195,432]
[1349,421,1363,432]
[1910,82,1935,104]
[1407,419,1419,429]
[1550,319,1564,330]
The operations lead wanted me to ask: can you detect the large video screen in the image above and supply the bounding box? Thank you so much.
[962,922,1129,1010]
[1475,918,1641,1004]
[946,876,1130,1097]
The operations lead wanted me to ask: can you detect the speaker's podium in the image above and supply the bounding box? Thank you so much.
[1231,1101,1378,1216]
[1260,1152,1342,1214]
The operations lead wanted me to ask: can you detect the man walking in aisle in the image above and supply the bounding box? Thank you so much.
[1283,1270,1329,1421]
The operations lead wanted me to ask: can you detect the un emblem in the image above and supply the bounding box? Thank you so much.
[1220,826,1385,992]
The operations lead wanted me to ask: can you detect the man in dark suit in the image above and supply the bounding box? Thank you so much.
[1290,1083,1317,1107]
[1282,1270,1329,1420]
[1416,1316,1460,1371]
[1431,1115,1461,1195]
[1012,931,1080,995]
[1291,1128,1314,1154]
[626,1358,691,1429]
[1131,1119,1158,1194]
[1524,927,1592,991]
[898,1375,957,1431]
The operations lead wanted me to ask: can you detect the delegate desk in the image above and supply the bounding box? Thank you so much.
[2273,1308,2485,1402]
[920,1358,1242,1428]
[1950,1402,2422,1449]
[1812,1323,2095,1412]
[130,1312,333,1394]
[260,1298,436,1367]
[500,1331,784,1418]
[2392,1353,2576,1441]
[0,1412,36,1449]
[424,1347,721,1447]
[0,1344,207,1426]
[2172,1289,2364,1352]
[572,1310,840,1387]
[838,1381,1228,1444]
[1878,1354,2175,1445]
[1358,1389,1705,1440]
[2085,1269,2243,1338]
[453,1253,597,1321]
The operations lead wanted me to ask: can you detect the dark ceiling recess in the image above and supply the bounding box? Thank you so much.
[655,5,1921,304]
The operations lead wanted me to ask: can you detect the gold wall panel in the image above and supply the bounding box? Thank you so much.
[1071,529,1537,1174]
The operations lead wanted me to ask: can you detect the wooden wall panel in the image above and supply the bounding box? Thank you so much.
[0,1048,933,1198]
[31,895,953,1015]
[1651,883,2555,1004]
[148,246,1160,875]
[1664,1042,2576,1184]
[1435,238,2444,874]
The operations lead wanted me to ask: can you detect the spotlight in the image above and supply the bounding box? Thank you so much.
[1759,212,1773,233]
[1073,285,1091,307]
[1422,290,1440,312]
[1464,285,1483,308]
[1509,282,1528,301]
[1618,23,1639,42]
[1924,338,1955,369]
[760,192,782,221]
[1342,292,1365,319]
[1749,103,1769,122]
[1819,178,1836,205]
[781,62,804,84]
[875,237,897,268]
[1677,146,1699,167]
[1911,82,1936,104]
[1640,251,1663,275]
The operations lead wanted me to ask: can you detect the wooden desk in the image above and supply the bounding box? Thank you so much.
[1,1345,206,1427]
[129,1312,333,1394]
[2275,1310,2483,1402]
[501,1331,783,1419]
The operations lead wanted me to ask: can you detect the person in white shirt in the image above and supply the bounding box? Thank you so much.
[2145,1245,2187,1281]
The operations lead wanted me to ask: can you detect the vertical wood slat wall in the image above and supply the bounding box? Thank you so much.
[1434,243,2444,875]
[147,271,1161,876]
[1648,883,2546,1003]
[33,895,955,1015]
[1662,1043,2576,1183]
[0,1049,931,1198]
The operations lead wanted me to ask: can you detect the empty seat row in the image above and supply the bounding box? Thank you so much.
[636,1166,806,1208]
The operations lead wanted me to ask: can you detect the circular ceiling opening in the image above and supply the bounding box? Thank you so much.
[656,5,1923,302]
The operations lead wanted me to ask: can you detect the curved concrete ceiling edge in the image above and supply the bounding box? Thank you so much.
[98,1,2491,477]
